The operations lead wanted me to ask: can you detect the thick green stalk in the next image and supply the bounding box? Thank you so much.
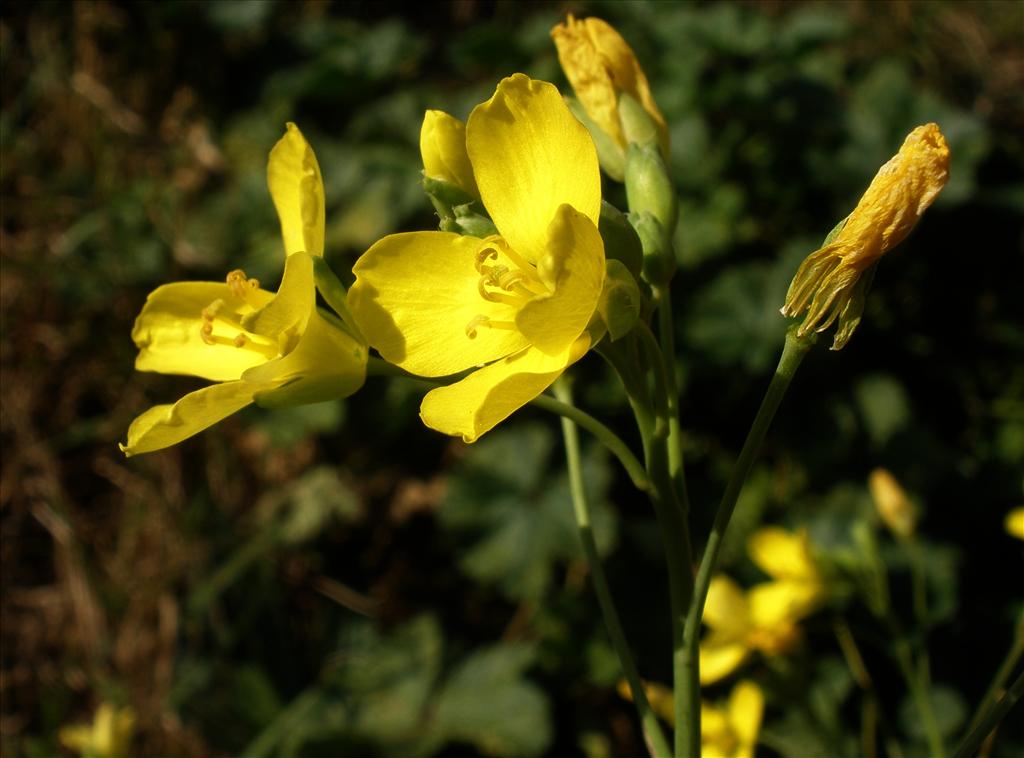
[654,285,691,517]
[365,357,649,491]
[952,669,1024,758]
[555,380,672,758]
[681,327,814,751]
[604,332,696,755]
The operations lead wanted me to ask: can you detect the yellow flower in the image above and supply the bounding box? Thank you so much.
[551,14,669,158]
[869,468,918,539]
[617,678,764,758]
[702,680,764,758]
[420,109,479,198]
[781,123,950,350]
[349,75,605,442]
[121,124,367,456]
[1006,507,1024,540]
[59,703,134,758]
[700,527,824,684]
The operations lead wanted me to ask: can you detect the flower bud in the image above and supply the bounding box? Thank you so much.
[625,142,678,237]
[551,15,669,160]
[631,212,675,286]
[420,110,478,197]
[597,260,642,341]
[782,123,950,350]
[869,468,918,540]
[598,200,643,277]
[565,97,626,181]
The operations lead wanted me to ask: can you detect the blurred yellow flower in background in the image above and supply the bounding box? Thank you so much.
[701,680,764,758]
[349,75,605,442]
[59,703,134,758]
[869,468,919,539]
[121,124,366,456]
[700,527,825,683]
[782,123,950,349]
[1006,507,1024,540]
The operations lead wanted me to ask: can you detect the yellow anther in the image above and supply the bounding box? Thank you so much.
[200,322,216,345]
[233,334,248,348]
[475,247,499,272]
[226,269,260,301]
[464,315,517,339]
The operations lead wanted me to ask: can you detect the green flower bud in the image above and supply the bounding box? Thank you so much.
[598,200,643,277]
[618,92,659,149]
[598,259,642,341]
[630,211,675,286]
[422,174,476,222]
[565,96,626,182]
[439,202,499,238]
[625,142,678,236]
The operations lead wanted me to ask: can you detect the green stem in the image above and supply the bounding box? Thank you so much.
[965,611,1024,735]
[366,357,649,492]
[554,380,672,758]
[681,327,813,750]
[605,332,696,756]
[655,285,691,518]
[952,669,1024,758]
[894,637,946,758]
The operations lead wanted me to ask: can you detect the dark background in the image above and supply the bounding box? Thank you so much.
[2,1,1022,755]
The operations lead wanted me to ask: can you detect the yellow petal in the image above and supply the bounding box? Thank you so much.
[747,527,819,582]
[703,575,751,635]
[515,204,605,356]
[728,680,764,748]
[749,580,820,629]
[1005,507,1024,540]
[551,15,669,156]
[120,380,272,457]
[268,122,325,257]
[420,337,589,442]
[249,309,366,408]
[420,109,479,197]
[467,74,600,264]
[699,631,750,685]
[132,282,275,382]
[348,231,530,376]
[241,250,315,339]
[701,702,729,740]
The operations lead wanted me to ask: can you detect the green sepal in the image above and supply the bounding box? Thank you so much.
[439,202,498,238]
[598,260,643,341]
[565,96,626,182]
[618,92,659,149]
[598,200,643,278]
[630,211,676,287]
[625,142,678,236]
[422,173,477,222]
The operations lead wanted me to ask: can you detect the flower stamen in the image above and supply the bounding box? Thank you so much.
[226,269,261,303]
[464,315,516,339]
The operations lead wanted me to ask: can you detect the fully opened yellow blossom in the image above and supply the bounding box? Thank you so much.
[551,15,669,158]
[121,124,366,456]
[617,678,764,757]
[349,75,605,442]
[782,123,950,350]
[59,703,134,758]
[700,527,825,683]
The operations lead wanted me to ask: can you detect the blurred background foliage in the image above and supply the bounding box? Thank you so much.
[2,1,1022,756]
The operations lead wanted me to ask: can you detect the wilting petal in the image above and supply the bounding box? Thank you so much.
[467,74,600,264]
[699,631,750,685]
[348,231,530,376]
[728,680,764,749]
[420,336,590,442]
[703,575,750,635]
[515,204,605,356]
[120,380,274,457]
[268,122,325,257]
[133,282,274,382]
[250,309,366,408]
[420,109,479,198]
[241,250,315,339]
[747,527,818,582]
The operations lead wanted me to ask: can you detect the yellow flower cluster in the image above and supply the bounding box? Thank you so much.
[700,527,825,684]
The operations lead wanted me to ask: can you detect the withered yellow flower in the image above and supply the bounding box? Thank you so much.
[869,468,918,539]
[782,123,950,350]
[551,14,669,158]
